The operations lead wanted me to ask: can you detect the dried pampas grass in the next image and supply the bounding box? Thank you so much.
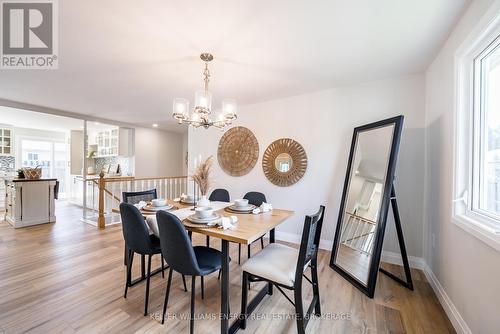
[192,156,213,195]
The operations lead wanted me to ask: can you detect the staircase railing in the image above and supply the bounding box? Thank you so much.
[91,172,188,228]
[340,212,377,254]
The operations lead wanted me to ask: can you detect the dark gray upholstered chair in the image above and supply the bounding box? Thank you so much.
[240,206,325,334]
[157,210,228,333]
[122,189,158,267]
[241,191,267,263]
[122,189,157,204]
[119,202,165,316]
[205,189,231,247]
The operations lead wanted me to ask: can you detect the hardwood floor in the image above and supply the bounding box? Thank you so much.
[0,202,455,334]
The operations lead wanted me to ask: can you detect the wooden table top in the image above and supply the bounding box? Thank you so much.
[184,208,294,245]
[135,199,295,245]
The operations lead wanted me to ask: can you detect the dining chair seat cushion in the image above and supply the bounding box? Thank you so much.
[242,243,298,287]
[193,246,225,276]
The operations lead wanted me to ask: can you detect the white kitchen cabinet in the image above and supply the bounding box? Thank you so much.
[0,127,13,156]
[5,179,57,228]
[89,127,132,158]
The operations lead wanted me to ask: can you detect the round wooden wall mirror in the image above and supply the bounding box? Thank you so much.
[218,126,259,176]
[262,138,307,187]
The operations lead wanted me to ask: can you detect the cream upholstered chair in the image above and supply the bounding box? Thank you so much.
[240,206,325,334]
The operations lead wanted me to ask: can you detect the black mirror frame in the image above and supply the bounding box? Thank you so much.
[329,115,404,298]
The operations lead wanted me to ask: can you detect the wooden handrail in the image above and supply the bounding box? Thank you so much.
[345,212,377,225]
[103,175,188,183]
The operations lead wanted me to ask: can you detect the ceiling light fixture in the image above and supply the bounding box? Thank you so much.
[152,123,158,128]
[172,53,237,130]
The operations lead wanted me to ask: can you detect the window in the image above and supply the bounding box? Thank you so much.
[473,37,500,221]
[454,12,500,251]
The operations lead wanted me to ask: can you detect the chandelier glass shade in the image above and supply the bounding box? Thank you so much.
[172,53,237,130]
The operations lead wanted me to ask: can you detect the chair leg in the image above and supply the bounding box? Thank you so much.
[240,272,249,329]
[294,285,306,334]
[190,276,196,334]
[141,254,146,279]
[161,255,165,278]
[124,249,134,298]
[260,236,264,249]
[238,244,241,265]
[182,274,188,292]
[218,270,221,280]
[144,254,152,316]
[206,235,210,247]
[162,268,173,325]
[311,262,321,316]
[201,276,205,300]
[123,245,128,265]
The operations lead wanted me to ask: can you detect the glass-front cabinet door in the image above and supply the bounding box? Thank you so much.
[0,128,12,155]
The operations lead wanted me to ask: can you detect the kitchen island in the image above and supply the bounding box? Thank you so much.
[5,178,58,228]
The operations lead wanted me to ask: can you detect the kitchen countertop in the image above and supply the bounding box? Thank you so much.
[11,178,58,182]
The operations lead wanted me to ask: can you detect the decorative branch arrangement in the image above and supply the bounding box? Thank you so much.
[192,156,213,196]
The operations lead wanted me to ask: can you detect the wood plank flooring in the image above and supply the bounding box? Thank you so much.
[0,202,455,334]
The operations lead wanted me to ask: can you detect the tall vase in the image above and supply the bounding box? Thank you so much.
[197,195,211,207]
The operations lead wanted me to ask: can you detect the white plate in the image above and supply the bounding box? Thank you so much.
[228,204,257,211]
[142,204,173,212]
[187,213,221,224]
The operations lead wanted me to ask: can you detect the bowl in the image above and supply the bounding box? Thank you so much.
[182,194,195,202]
[152,199,167,207]
[195,207,214,219]
[234,199,249,208]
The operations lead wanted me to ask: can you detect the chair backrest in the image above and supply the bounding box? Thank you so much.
[243,191,267,207]
[209,188,230,202]
[119,202,154,254]
[295,206,325,281]
[122,189,157,205]
[156,210,201,276]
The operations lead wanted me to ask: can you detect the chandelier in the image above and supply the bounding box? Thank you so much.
[172,53,237,130]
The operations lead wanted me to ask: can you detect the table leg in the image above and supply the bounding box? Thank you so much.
[221,239,230,334]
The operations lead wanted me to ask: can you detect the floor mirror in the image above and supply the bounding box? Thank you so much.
[329,115,413,298]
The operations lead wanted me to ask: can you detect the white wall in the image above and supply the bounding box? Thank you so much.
[189,74,426,257]
[424,0,500,333]
[134,127,185,177]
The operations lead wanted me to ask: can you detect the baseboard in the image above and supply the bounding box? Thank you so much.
[380,250,426,270]
[422,263,472,334]
[275,231,333,250]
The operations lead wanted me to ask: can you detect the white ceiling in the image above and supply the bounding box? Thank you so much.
[0,106,83,133]
[0,0,469,132]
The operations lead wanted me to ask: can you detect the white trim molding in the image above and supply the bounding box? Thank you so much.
[422,263,472,334]
[452,3,500,252]
[380,250,425,270]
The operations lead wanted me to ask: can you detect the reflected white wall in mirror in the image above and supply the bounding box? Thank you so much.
[275,153,292,172]
[335,124,395,285]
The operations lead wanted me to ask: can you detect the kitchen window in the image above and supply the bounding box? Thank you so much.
[454,14,500,251]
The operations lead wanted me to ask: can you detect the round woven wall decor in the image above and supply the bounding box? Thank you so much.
[262,138,308,187]
[217,126,259,176]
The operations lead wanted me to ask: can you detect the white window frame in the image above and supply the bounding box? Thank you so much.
[453,6,500,252]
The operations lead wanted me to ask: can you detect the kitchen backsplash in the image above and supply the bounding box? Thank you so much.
[93,156,132,175]
[0,156,15,173]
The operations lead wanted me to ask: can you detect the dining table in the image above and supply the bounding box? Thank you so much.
[138,199,295,334]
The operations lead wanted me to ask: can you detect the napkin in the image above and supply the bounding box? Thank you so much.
[134,201,146,209]
[219,215,238,230]
[252,202,273,214]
